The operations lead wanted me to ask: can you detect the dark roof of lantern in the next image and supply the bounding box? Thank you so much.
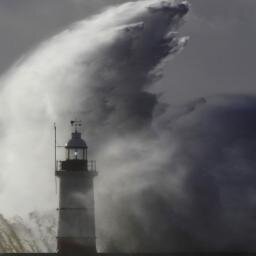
[66,131,87,148]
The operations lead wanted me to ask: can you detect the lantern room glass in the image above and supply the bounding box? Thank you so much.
[66,148,87,160]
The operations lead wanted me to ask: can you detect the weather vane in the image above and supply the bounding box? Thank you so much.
[70,120,82,132]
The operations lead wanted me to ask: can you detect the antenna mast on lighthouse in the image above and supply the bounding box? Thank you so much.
[54,123,57,194]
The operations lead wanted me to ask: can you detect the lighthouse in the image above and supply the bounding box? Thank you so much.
[55,121,97,254]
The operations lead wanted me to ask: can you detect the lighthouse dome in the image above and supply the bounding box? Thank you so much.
[67,131,87,148]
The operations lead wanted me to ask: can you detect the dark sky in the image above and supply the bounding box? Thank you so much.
[158,0,256,103]
[0,0,256,104]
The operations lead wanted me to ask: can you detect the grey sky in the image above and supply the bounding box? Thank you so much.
[0,0,124,73]
[158,0,256,104]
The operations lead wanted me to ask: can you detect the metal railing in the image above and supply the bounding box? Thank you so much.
[56,160,97,172]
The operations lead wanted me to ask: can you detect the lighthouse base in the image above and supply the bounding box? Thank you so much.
[57,238,96,255]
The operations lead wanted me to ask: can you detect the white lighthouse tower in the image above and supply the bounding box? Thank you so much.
[55,121,97,254]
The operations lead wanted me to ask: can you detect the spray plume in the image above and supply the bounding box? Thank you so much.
[0,0,188,216]
[0,0,190,252]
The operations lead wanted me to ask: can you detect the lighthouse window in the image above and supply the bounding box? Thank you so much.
[68,148,84,160]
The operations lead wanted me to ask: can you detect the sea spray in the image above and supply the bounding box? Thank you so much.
[0,0,188,252]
